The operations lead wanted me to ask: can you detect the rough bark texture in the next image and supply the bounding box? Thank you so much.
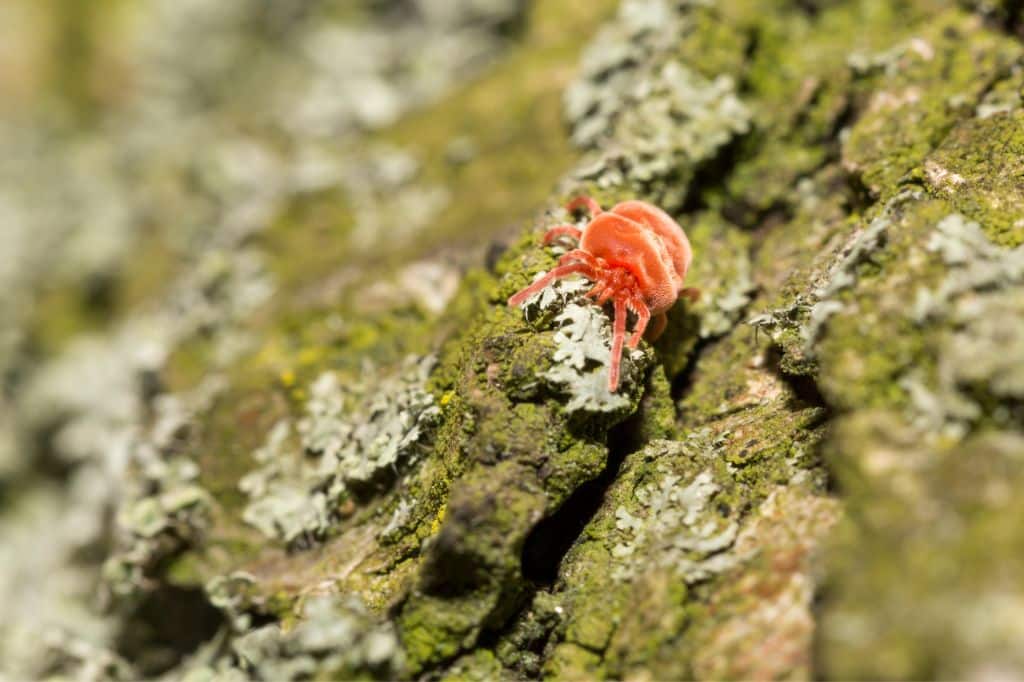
[2,0,1024,680]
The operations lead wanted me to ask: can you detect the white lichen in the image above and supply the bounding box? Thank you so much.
[902,214,1024,437]
[240,356,440,545]
[543,303,641,414]
[912,213,1024,322]
[187,593,402,681]
[700,254,756,338]
[564,0,751,209]
[799,211,891,352]
[612,445,741,583]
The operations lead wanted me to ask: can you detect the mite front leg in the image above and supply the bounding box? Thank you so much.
[565,195,603,218]
[542,224,583,245]
[508,262,597,307]
[608,296,628,391]
[558,249,599,270]
[646,312,668,341]
[627,296,650,348]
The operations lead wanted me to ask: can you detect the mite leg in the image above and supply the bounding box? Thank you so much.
[542,224,583,245]
[646,312,668,341]
[680,287,701,303]
[508,263,596,307]
[565,196,603,217]
[627,296,651,348]
[558,249,599,269]
[608,296,628,391]
[594,280,621,305]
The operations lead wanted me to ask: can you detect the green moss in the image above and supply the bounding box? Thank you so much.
[814,198,955,412]
[820,415,1024,679]
[631,366,680,445]
[923,109,1024,247]
[399,596,488,675]
[46,0,128,118]
[440,649,507,682]
[543,642,605,680]
[260,188,355,296]
[674,4,758,81]
[840,9,1022,199]
[603,570,691,679]
[24,282,113,357]
[392,198,670,670]
[24,230,180,359]
[677,331,759,425]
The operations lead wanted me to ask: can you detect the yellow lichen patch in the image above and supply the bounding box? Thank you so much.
[430,502,448,537]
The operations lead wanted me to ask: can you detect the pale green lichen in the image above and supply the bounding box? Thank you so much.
[943,292,1024,400]
[846,37,938,77]
[898,213,1024,436]
[912,213,1024,321]
[544,303,641,413]
[748,210,892,363]
[239,356,440,546]
[697,247,755,339]
[102,379,226,599]
[205,571,259,632]
[342,146,452,252]
[572,60,751,208]
[610,439,741,583]
[803,211,893,350]
[239,419,329,545]
[513,276,648,410]
[186,594,403,681]
[305,357,440,486]
[565,0,751,208]
[975,85,1022,119]
[564,0,690,148]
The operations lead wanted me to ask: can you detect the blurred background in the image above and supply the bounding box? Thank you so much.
[0,0,618,676]
[5,1,1023,679]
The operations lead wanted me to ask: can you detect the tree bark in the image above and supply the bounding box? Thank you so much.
[3,0,1024,680]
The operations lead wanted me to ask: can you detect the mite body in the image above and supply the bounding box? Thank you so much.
[509,196,697,391]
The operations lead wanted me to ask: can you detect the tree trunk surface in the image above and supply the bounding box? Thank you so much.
[2,0,1023,680]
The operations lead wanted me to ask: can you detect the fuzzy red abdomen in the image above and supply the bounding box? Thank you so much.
[580,213,679,315]
[609,201,692,285]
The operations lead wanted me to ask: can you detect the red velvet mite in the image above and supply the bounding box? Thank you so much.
[508,196,698,392]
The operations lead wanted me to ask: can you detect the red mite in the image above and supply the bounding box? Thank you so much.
[508,196,697,391]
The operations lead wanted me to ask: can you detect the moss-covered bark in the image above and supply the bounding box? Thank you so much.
[4,0,1024,680]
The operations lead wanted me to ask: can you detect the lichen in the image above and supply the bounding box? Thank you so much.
[509,274,651,412]
[7,0,1024,679]
[820,416,1024,679]
[102,378,226,599]
[896,213,1024,436]
[563,0,752,211]
[184,593,403,681]
[239,356,441,546]
[610,457,742,583]
[913,212,1024,320]
[748,200,898,368]
[543,303,642,414]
